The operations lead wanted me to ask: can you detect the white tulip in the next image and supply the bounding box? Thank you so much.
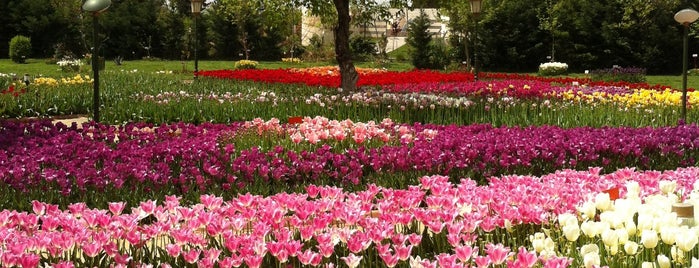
[581,221,601,238]
[580,243,599,256]
[543,237,555,252]
[607,244,619,255]
[660,226,677,245]
[600,211,624,229]
[624,241,638,255]
[657,254,671,268]
[626,181,641,199]
[671,245,685,263]
[641,262,655,268]
[558,213,578,227]
[602,228,619,247]
[637,214,654,232]
[562,224,580,242]
[595,192,612,211]
[625,219,637,237]
[641,230,659,249]
[615,228,629,245]
[659,180,677,195]
[692,257,699,268]
[583,252,600,268]
[579,201,597,220]
[676,227,698,252]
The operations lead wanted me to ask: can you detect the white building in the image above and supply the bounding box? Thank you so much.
[301,8,449,52]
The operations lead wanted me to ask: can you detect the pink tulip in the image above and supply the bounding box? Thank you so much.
[486,243,510,265]
[183,248,200,264]
[81,241,101,258]
[108,202,126,216]
[341,253,363,268]
[454,245,477,263]
[474,255,491,268]
[244,255,263,268]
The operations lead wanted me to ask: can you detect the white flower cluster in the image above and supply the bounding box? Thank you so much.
[56,58,84,67]
[533,180,699,268]
[539,62,569,70]
[538,62,568,76]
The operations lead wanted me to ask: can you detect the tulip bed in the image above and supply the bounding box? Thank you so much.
[3,67,699,267]
[3,116,699,208]
[2,167,699,267]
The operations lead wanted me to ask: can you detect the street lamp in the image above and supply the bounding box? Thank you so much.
[470,0,482,80]
[82,0,111,123]
[191,0,203,80]
[674,8,699,123]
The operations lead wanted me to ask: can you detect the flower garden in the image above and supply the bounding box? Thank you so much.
[2,67,699,267]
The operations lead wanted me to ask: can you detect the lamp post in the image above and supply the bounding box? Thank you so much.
[675,8,699,123]
[694,53,698,69]
[470,0,482,81]
[82,0,111,123]
[191,0,203,80]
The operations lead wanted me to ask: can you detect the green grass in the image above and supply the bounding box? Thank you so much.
[1,58,698,90]
[0,58,413,79]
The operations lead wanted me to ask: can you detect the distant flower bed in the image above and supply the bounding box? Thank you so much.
[234,60,259,70]
[538,62,568,76]
[198,69,475,88]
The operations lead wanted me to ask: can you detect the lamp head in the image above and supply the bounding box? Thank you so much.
[675,8,699,25]
[470,0,482,15]
[82,0,111,14]
[190,0,204,15]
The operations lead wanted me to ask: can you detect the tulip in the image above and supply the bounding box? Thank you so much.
[595,193,612,211]
[624,241,638,255]
[659,180,677,195]
[562,224,580,242]
[341,253,363,268]
[583,252,600,268]
[676,227,698,252]
[657,254,671,268]
[641,230,659,249]
[692,257,699,268]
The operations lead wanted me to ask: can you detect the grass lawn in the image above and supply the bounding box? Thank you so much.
[1,58,698,90]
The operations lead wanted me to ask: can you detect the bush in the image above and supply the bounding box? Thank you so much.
[234,60,259,70]
[427,39,450,70]
[590,66,646,83]
[9,35,32,63]
[538,62,568,76]
[350,36,377,60]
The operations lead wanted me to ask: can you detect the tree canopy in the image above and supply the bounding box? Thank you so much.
[0,0,698,75]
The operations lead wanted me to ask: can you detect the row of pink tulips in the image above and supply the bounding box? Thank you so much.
[3,118,699,196]
[2,167,697,267]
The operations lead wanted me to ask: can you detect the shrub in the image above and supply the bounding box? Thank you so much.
[234,60,259,70]
[538,62,568,76]
[350,36,377,60]
[9,35,31,63]
[590,66,646,83]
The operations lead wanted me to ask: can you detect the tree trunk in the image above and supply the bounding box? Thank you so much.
[333,0,358,91]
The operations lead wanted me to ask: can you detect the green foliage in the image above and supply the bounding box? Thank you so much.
[9,35,31,63]
[406,11,434,69]
[427,39,450,70]
[350,36,377,60]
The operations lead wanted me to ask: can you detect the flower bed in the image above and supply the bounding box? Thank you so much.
[198,69,475,88]
[1,167,698,267]
[2,118,699,208]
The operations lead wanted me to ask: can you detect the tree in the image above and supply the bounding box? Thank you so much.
[406,10,433,69]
